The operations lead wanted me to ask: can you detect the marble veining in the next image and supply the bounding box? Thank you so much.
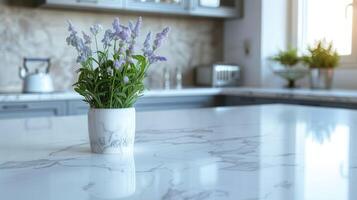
[1,104,357,199]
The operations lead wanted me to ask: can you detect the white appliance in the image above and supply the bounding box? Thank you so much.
[19,58,54,93]
[196,63,241,87]
[199,0,220,7]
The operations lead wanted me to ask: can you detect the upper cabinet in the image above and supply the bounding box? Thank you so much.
[124,0,188,15]
[190,0,242,18]
[37,0,242,18]
[38,0,124,10]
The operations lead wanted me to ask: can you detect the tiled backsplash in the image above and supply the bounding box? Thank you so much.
[0,2,222,92]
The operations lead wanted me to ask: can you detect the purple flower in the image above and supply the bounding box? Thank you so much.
[112,18,121,33]
[90,24,102,36]
[67,20,77,34]
[66,21,93,63]
[149,55,167,64]
[127,17,143,56]
[128,21,134,33]
[118,26,131,41]
[82,31,91,45]
[114,58,124,70]
[102,29,113,48]
[123,76,129,84]
[153,27,170,50]
[142,32,152,57]
[131,17,142,38]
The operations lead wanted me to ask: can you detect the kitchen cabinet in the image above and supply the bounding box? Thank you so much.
[0,101,66,119]
[38,0,123,10]
[124,0,188,15]
[189,0,242,18]
[0,95,222,118]
[135,95,223,111]
[66,95,223,116]
[67,100,89,115]
[37,0,242,18]
[224,96,357,110]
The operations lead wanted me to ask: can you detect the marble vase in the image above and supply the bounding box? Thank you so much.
[88,108,136,154]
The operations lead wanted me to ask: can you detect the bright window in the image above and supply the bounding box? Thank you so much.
[295,0,357,65]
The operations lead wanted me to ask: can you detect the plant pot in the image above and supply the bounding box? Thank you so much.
[273,67,309,88]
[88,108,136,154]
[309,68,334,89]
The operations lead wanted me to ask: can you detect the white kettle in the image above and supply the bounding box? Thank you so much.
[19,58,54,93]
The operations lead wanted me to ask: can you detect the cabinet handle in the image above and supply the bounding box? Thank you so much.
[2,104,28,110]
[76,0,99,4]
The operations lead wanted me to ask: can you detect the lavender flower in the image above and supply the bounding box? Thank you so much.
[90,24,102,36]
[142,32,152,57]
[102,29,113,48]
[118,26,131,42]
[66,18,169,66]
[82,31,91,45]
[149,55,167,64]
[131,17,142,38]
[112,18,121,33]
[141,27,169,64]
[66,21,93,63]
[67,20,77,34]
[153,27,170,50]
[128,21,134,33]
[123,76,129,84]
[114,58,124,71]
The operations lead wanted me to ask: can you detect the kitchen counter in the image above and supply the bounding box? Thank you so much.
[1,87,357,103]
[1,104,357,200]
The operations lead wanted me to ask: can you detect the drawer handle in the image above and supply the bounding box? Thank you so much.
[2,104,28,110]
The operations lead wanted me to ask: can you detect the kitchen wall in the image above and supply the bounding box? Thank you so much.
[0,1,223,92]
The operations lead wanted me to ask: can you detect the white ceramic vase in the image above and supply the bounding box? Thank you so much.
[88,108,136,154]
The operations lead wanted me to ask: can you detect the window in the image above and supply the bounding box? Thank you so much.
[293,0,357,66]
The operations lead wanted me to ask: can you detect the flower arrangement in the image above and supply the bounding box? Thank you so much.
[302,40,340,69]
[66,17,169,108]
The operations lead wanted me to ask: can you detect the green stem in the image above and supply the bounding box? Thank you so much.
[114,40,117,53]
[95,36,99,64]
[109,69,116,108]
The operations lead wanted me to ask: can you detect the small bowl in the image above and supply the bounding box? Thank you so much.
[273,67,309,88]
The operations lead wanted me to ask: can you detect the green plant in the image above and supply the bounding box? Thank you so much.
[66,17,169,108]
[302,40,340,69]
[271,48,300,67]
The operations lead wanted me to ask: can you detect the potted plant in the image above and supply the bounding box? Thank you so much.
[66,17,169,154]
[302,40,340,89]
[271,48,308,88]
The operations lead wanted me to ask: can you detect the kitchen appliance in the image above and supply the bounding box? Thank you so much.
[19,58,54,93]
[195,63,241,87]
[200,0,220,7]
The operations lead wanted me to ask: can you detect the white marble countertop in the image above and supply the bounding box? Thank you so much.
[1,104,357,200]
[2,87,357,103]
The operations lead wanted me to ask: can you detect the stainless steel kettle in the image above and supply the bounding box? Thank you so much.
[19,58,54,93]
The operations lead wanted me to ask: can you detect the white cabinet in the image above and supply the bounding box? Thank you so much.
[0,101,66,119]
[124,0,188,15]
[190,0,242,18]
[38,0,242,18]
[39,0,123,10]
